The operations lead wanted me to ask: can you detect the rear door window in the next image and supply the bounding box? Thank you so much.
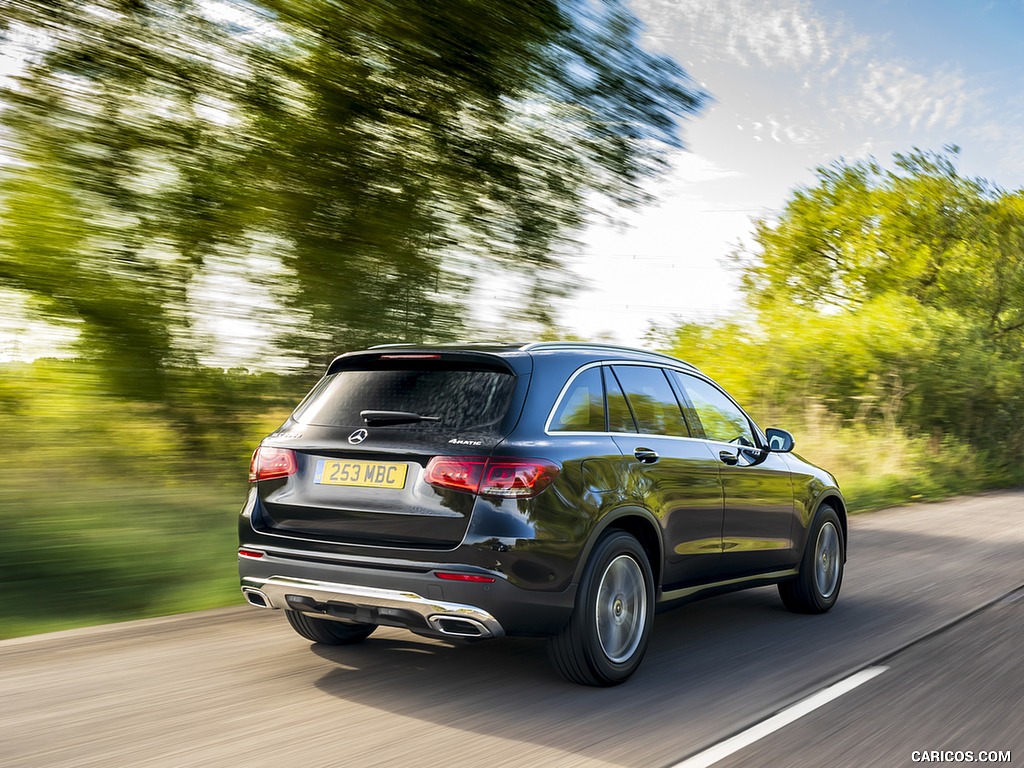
[606,368,638,433]
[611,366,691,437]
[293,364,516,433]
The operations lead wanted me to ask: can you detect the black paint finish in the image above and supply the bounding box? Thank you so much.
[239,342,845,639]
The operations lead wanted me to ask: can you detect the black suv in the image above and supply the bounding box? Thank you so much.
[239,342,846,686]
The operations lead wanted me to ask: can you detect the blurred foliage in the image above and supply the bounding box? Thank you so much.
[0,358,293,638]
[662,147,1024,502]
[738,147,1024,333]
[1,0,247,392]
[761,402,1021,515]
[0,0,706,379]
[667,295,1024,450]
[248,0,705,361]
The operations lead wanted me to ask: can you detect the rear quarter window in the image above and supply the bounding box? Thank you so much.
[549,367,605,432]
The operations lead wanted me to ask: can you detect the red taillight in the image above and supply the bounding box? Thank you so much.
[248,446,297,482]
[424,457,486,494]
[435,572,496,583]
[238,548,265,559]
[481,459,560,498]
[425,456,559,498]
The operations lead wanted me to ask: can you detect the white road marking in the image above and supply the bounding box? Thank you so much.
[671,666,890,768]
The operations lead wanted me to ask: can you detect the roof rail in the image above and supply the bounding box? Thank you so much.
[368,340,524,350]
[519,341,697,370]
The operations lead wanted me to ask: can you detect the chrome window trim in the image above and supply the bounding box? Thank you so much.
[543,361,606,434]
[544,360,766,449]
[545,363,607,434]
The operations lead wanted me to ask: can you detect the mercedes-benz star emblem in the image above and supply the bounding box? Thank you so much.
[348,429,368,445]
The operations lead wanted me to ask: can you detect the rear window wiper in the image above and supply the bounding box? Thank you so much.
[360,409,442,426]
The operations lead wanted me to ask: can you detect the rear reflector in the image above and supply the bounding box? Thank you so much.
[435,572,496,583]
[248,446,298,482]
[238,549,265,559]
[425,456,559,498]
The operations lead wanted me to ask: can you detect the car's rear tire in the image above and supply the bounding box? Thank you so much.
[285,610,377,644]
[548,530,654,686]
[779,504,844,614]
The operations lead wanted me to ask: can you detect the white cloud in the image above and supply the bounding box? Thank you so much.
[633,0,976,146]
[661,151,742,187]
[635,0,849,70]
[848,60,968,131]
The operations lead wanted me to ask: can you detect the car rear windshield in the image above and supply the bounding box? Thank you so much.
[292,362,516,433]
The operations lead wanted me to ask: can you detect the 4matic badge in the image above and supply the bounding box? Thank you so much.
[448,437,483,446]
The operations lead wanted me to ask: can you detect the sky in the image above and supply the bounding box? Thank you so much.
[541,0,1024,345]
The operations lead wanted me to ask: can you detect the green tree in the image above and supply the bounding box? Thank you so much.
[1,0,708,390]
[672,148,1024,451]
[0,0,248,409]
[738,147,1024,338]
[243,0,707,364]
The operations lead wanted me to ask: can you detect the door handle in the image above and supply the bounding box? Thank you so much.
[719,450,739,466]
[634,447,660,464]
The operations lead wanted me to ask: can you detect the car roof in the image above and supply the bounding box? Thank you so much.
[360,341,699,371]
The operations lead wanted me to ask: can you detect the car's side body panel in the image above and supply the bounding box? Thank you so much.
[717,446,800,575]
[608,433,725,586]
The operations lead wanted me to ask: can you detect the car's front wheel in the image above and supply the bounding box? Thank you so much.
[285,610,377,644]
[779,504,844,614]
[548,530,654,686]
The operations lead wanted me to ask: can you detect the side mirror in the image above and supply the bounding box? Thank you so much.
[765,427,794,453]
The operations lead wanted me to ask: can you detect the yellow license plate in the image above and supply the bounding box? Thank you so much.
[314,459,408,489]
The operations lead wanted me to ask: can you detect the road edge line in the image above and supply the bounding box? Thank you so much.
[670,666,889,768]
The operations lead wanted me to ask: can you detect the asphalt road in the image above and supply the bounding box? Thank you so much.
[2,491,1022,768]
[710,588,1022,768]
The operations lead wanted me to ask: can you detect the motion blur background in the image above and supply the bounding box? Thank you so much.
[2,0,1023,638]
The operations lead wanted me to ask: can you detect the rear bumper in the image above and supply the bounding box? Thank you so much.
[241,575,505,639]
[238,545,577,638]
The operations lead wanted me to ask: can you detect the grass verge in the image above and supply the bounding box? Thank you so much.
[1,483,246,640]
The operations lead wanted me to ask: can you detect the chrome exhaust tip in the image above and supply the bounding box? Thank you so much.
[242,588,272,608]
[429,615,491,638]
